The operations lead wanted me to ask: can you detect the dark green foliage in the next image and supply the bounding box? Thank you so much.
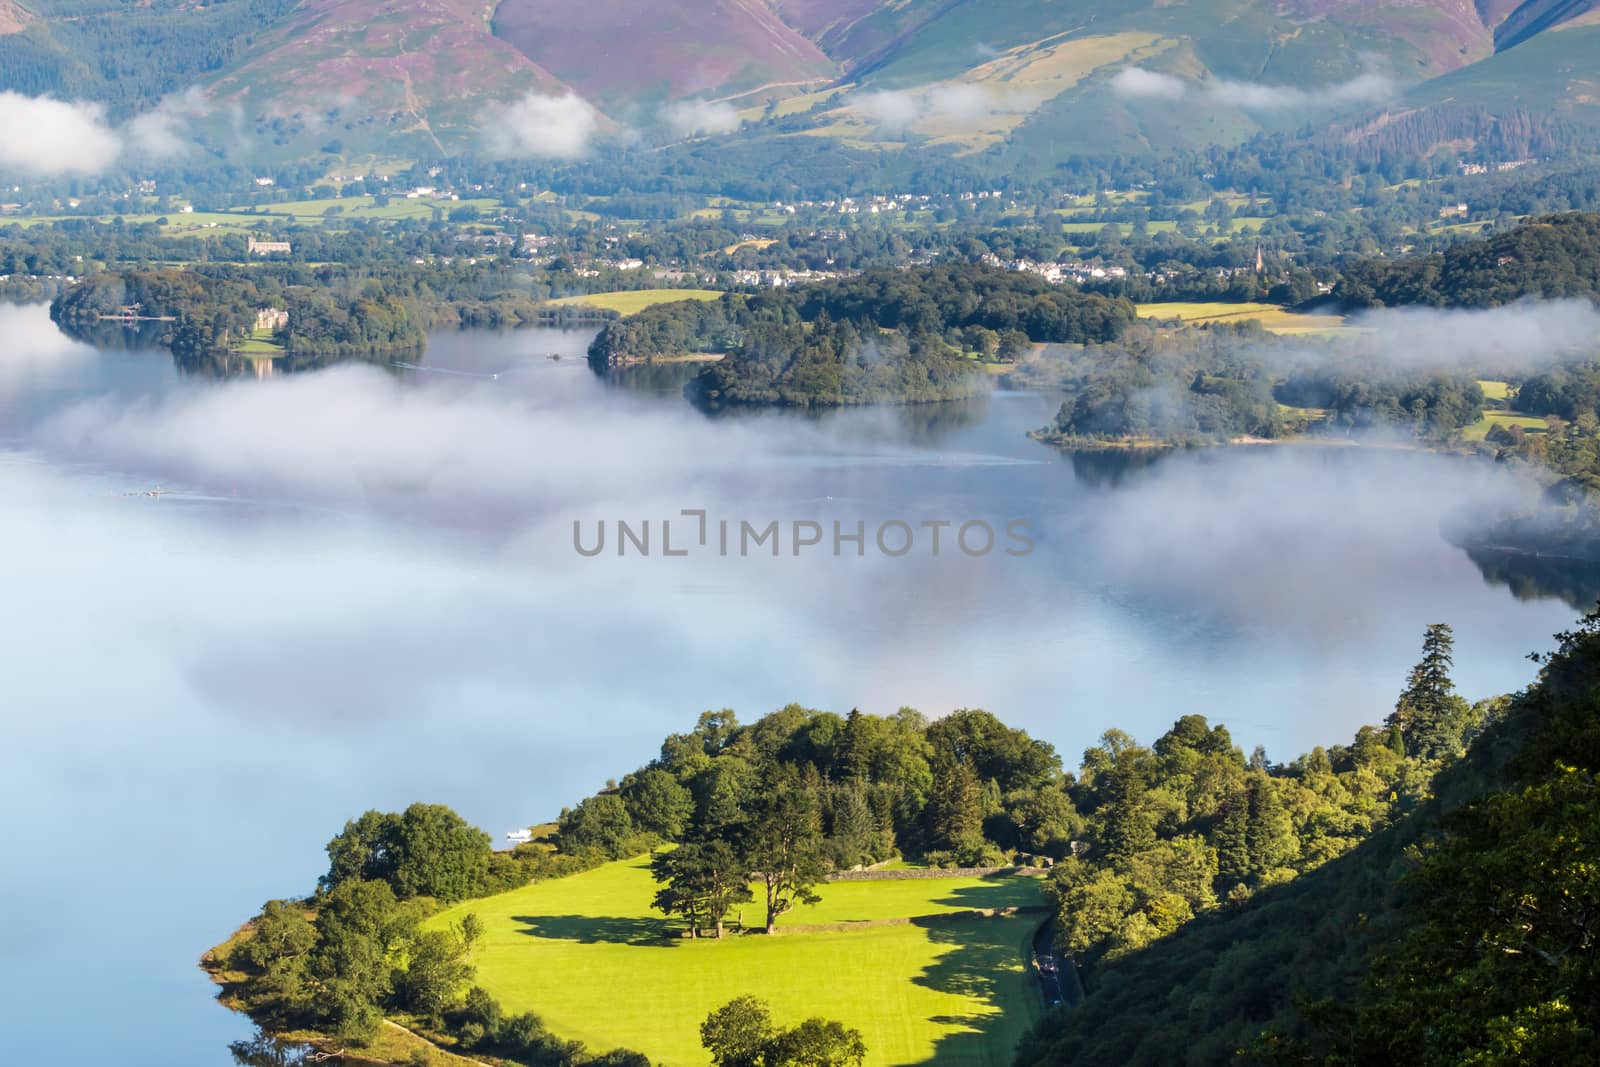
[1335,212,1600,309]
[1017,611,1600,1067]
[701,997,867,1067]
[589,264,1133,408]
[702,996,774,1067]
[320,803,491,903]
[1277,364,1485,437]
[51,267,428,359]
[743,767,830,933]
[556,794,639,860]
[650,840,754,938]
[0,0,298,114]
[1387,623,1482,760]
[394,926,474,1025]
[621,768,695,839]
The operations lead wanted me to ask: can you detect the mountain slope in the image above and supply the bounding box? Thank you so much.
[205,0,575,158]
[491,0,837,110]
[3,0,1599,166]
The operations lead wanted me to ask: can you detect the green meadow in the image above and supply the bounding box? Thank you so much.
[546,290,725,314]
[1135,301,1354,336]
[428,856,1047,1067]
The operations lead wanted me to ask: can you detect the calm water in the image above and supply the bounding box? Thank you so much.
[0,302,1581,1064]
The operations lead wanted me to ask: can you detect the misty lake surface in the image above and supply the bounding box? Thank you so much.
[0,302,1583,1064]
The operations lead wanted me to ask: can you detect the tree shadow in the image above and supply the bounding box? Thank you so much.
[510,913,679,947]
[929,875,1050,915]
[908,913,1041,1065]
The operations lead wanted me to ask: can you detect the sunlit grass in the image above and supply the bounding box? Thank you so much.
[1136,301,1353,336]
[546,290,725,314]
[1462,411,1548,442]
[428,856,1045,1066]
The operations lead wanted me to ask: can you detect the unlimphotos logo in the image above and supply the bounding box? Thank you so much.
[573,510,1035,559]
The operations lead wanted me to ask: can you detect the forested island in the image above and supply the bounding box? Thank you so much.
[587,265,1135,408]
[1020,321,1488,450]
[45,258,610,367]
[203,616,1600,1067]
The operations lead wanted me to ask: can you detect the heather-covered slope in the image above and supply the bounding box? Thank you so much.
[203,0,574,157]
[492,0,837,109]
[2,0,1599,164]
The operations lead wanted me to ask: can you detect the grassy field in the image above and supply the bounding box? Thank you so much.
[1462,411,1549,442]
[229,195,504,222]
[546,289,725,314]
[1135,301,1353,336]
[428,857,1046,1067]
[236,327,285,356]
[1478,379,1512,401]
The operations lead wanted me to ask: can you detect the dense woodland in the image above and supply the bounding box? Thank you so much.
[1335,212,1600,309]
[589,264,1134,407]
[1019,615,1600,1066]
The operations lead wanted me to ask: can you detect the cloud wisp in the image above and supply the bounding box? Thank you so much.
[1111,67,1396,112]
[851,83,1033,133]
[661,99,742,136]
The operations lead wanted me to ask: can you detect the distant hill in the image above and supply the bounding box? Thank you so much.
[1,0,1598,163]
[492,0,836,111]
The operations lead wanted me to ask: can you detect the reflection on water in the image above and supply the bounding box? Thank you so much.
[1066,447,1174,488]
[229,1032,316,1067]
[1465,546,1600,609]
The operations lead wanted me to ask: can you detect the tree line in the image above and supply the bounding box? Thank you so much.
[1017,613,1599,1066]
[1334,212,1600,309]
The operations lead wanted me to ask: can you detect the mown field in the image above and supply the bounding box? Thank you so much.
[1135,301,1353,335]
[428,856,1046,1067]
[546,289,725,314]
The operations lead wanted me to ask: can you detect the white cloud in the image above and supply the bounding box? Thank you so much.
[661,99,742,136]
[1111,67,1396,112]
[1109,68,1188,102]
[0,89,219,175]
[481,92,600,159]
[851,83,1033,133]
[0,93,122,175]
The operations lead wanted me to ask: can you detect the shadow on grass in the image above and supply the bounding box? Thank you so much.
[510,913,679,947]
[909,913,1039,1066]
[930,875,1049,914]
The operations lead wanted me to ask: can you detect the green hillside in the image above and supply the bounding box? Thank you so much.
[1016,614,1600,1066]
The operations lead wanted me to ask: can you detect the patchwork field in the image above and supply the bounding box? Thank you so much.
[428,856,1047,1067]
[1135,301,1353,336]
[546,289,725,314]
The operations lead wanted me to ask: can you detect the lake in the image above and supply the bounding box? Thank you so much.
[0,302,1581,1064]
